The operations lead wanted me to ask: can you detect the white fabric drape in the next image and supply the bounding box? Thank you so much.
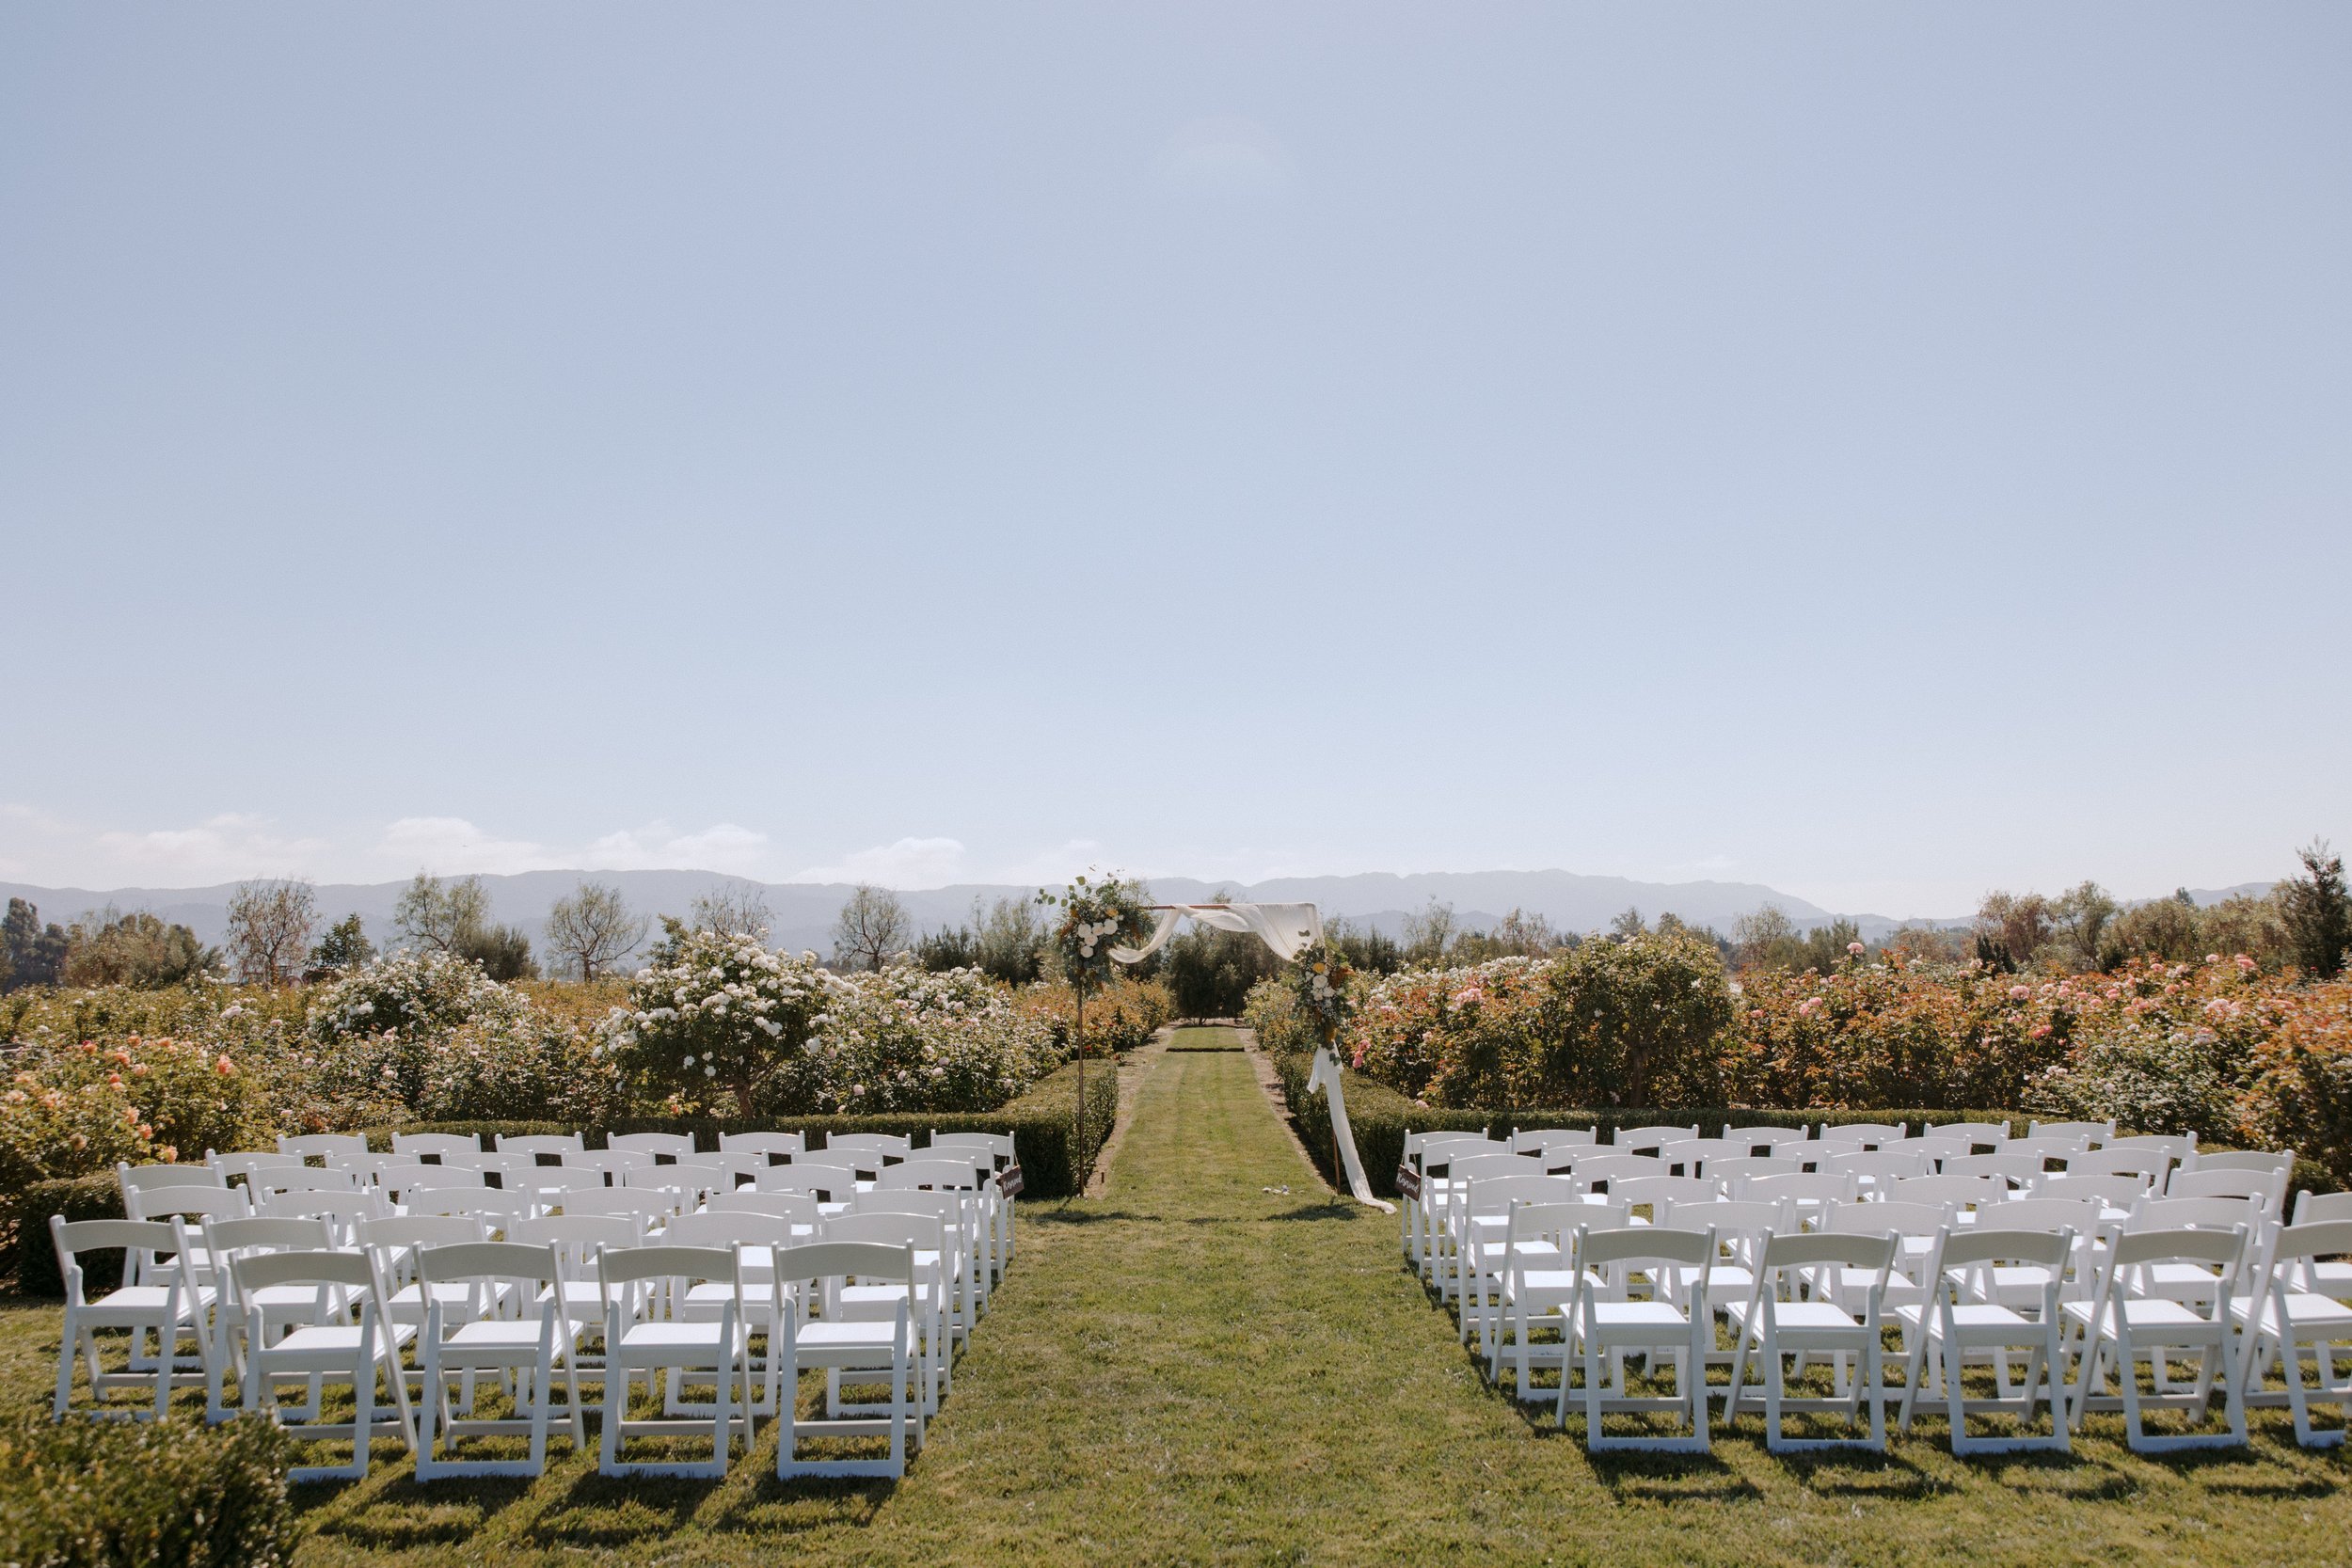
[1307,1046,1393,1212]
[1108,902,1324,966]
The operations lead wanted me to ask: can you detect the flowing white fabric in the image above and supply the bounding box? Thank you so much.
[1307,1046,1393,1212]
[1109,902,1324,966]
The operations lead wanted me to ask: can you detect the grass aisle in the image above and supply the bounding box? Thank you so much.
[5,1027,2347,1564]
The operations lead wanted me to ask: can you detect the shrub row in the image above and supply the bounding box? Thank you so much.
[1265,1046,2023,1201]
[0,1411,295,1567]
[6,1060,1118,1296]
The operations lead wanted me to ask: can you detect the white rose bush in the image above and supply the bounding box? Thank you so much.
[801,964,1058,1114]
[600,928,835,1117]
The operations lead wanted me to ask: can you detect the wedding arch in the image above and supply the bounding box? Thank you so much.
[1108,902,1391,1212]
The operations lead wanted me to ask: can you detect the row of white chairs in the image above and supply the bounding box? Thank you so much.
[1401,1129,2349,1453]
[52,1132,1024,1482]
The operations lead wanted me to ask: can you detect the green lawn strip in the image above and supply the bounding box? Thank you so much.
[1,1025,2346,1564]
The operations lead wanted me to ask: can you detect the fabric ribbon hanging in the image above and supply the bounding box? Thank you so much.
[1108,902,1324,966]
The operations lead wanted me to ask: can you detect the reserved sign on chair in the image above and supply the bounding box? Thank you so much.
[1394,1164,1422,1201]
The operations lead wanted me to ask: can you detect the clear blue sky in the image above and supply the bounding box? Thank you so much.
[3,4,2345,917]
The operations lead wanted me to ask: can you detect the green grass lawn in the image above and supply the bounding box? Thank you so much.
[5,1025,2349,1564]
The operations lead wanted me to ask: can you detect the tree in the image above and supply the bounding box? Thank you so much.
[393,873,490,954]
[832,884,913,973]
[1732,905,1803,971]
[463,924,538,982]
[1609,907,1648,940]
[1,898,68,992]
[543,880,650,981]
[308,913,376,974]
[2280,839,2351,979]
[1326,915,1403,976]
[61,907,214,988]
[1975,891,2053,968]
[225,879,320,987]
[2049,880,2119,971]
[1401,899,1459,965]
[690,881,771,939]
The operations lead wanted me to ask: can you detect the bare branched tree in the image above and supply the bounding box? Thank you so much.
[544,880,651,980]
[690,881,771,938]
[392,872,490,953]
[831,884,913,972]
[226,879,319,987]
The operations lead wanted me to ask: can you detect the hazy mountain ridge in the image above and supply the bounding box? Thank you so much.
[0,870,2280,964]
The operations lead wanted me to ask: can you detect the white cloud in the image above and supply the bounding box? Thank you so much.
[0,804,329,886]
[583,820,770,875]
[370,817,559,878]
[792,836,970,888]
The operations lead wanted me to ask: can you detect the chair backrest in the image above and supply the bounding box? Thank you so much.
[1612,1176,1723,1215]
[1978,1196,2100,1236]
[359,1214,489,1274]
[2001,1136,2091,1164]
[327,1153,427,1183]
[2166,1166,2286,1212]
[661,1212,793,1250]
[717,1131,806,1159]
[1708,1155,1807,1185]
[771,1239,914,1286]
[1655,1197,1783,1248]
[1610,1124,1701,1155]
[562,1149,652,1172]
[2109,1223,2245,1271]
[855,1189,971,1236]
[391,1132,483,1159]
[928,1131,1014,1164]
[1940,1152,2043,1183]
[519,1170,609,1196]
[117,1162,225,1195]
[1722,1125,1811,1152]
[608,1132,698,1158]
[2194,1149,2294,1178]
[1935,1224,2075,1272]
[549,1192,663,1227]
[2268,1219,2352,1267]
[51,1217,185,1283]
[707,1190,822,1225]
[823,1133,913,1157]
[1759,1228,1896,1273]
[2126,1195,2266,1233]
[126,1184,251,1223]
[2292,1191,2352,1226]
[278,1132,370,1161]
[1819,1121,1905,1147]
[444,1150,538,1178]
[203,1214,336,1260]
[2106,1132,2196,1161]
[1820,1148,1931,1180]
[1909,1137,1977,1167]
[1443,1153,1548,1184]
[510,1213,643,1275]
[233,1246,378,1294]
[877,1159,981,1192]
[824,1211,946,1258]
[1657,1138,1738,1174]
[387,1167,487,1199]
[597,1243,737,1290]
[1576,1223,1713,1269]
[416,1190,536,1228]
[496,1133,585,1155]
[2028,1118,2114,1143]
[1562,1153,1667,1189]
[2058,1149,2163,1182]
[755,1161,858,1200]
[1735,1172,1857,1206]
[1462,1173,1581,1215]
[1885,1174,2005,1212]
[255,1190,388,1233]
[1511,1126,1597,1154]
[1820,1198,1949,1240]
[418,1241,562,1293]
[1412,1135,1505,1172]
[250,1165,361,1196]
[209,1151,300,1184]
[2027,1172,2153,1207]
[1922,1121,2011,1148]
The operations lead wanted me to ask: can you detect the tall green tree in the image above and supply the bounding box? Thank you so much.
[2280,840,2351,979]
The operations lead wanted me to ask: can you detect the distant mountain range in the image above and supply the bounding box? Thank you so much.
[0,869,2280,963]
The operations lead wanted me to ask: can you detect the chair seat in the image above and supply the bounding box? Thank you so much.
[85,1283,215,1319]
[2060,1298,2218,1333]
[615,1322,744,1355]
[1726,1300,1859,1332]
[839,1283,936,1313]
[268,1322,416,1356]
[1673,1265,1754,1292]
[794,1321,902,1350]
[1585,1302,1692,1329]
[2231,1291,2352,1336]
[1896,1302,2033,1332]
[441,1318,581,1353]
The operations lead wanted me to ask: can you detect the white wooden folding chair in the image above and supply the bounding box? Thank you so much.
[2028,1118,2113,1146]
[2062,1225,2249,1451]
[228,1249,416,1481]
[608,1132,698,1160]
[496,1132,585,1157]
[2167,1165,2288,1217]
[199,1213,342,1423]
[1816,1121,1906,1150]
[413,1241,589,1480]
[1923,1121,2011,1150]
[1403,1133,1506,1283]
[1561,1225,1716,1452]
[823,1212,950,1417]
[208,1150,301,1187]
[597,1244,754,1478]
[773,1240,920,1480]
[1899,1227,2075,1454]
[1722,1125,1811,1156]
[756,1161,859,1204]
[1452,1172,1580,1347]
[278,1132,370,1163]
[49,1216,209,1421]
[660,1212,798,1417]
[823,1133,912,1180]
[860,1187,983,1341]
[1724,1230,1897,1450]
[2233,1218,2352,1447]
[1493,1198,1627,1398]
[2290,1191,2352,1301]
[719,1130,806,1164]
[392,1132,483,1162]
[1611,1125,1701,1157]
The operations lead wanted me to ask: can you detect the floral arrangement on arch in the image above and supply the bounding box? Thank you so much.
[1289,942,1357,1044]
[1037,873,1153,990]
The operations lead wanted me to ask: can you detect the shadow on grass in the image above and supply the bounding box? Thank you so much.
[518,1465,719,1548]
[308,1475,533,1549]
[1586,1447,1762,1503]
[1027,1207,1151,1227]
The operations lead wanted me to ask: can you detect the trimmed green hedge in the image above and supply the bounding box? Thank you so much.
[8,1064,1120,1295]
[0,1411,295,1567]
[1267,1048,2029,1200]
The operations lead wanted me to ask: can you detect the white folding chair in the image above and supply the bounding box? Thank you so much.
[597,1244,754,1478]
[1454,1173,1581,1351]
[1734,1171,1857,1217]
[1725,1231,1897,1450]
[1941,1152,2043,1187]
[2167,1165,2288,1217]
[859,1188,983,1340]
[412,1240,589,1479]
[278,1132,370,1163]
[1816,1121,1906,1150]
[199,1214,341,1423]
[2062,1225,2249,1451]
[2028,1119,2113,1145]
[255,1188,388,1245]
[718,1130,807,1164]
[823,1133,912,1180]
[1899,1227,2076,1454]
[1494,1198,1626,1398]
[773,1240,920,1480]
[1403,1133,1507,1283]
[208,1151,301,1187]
[608,1132,698,1160]
[660,1212,798,1417]
[392,1132,484,1162]
[1721,1125,1811,1155]
[361,1214,492,1333]
[1922,1121,2012,1149]
[823,1212,950,1416]
[48,1216,210,1420]
[227,1249,416,1481]
[496,1133,585,1157]
[1611,1125,1701,1157]
[2290,1191,2352,1300]
[2233,1218,2352,1447]
[756,1162,859,1204]
[1562,1225,1716,1451]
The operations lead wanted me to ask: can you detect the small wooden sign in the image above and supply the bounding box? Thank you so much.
[997,1165,1025,1197]
[1393,1164,1422,1201]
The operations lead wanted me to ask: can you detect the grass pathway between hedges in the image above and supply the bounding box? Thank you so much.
[6,1027,2351,1565]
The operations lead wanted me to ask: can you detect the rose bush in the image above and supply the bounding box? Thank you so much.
[797,964,1059,1114]
[599,929,834,1117]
